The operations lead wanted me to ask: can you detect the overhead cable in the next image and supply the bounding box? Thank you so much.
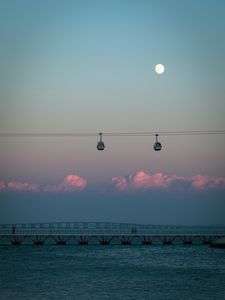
[0,130,225,137]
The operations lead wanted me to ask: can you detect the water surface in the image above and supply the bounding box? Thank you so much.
[0,245,225,299]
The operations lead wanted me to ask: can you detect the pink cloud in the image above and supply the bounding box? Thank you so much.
[112,171,184,190]
[0,181,6,191]
[7,181,40,192]
[0,174,87,193]
[112,171,179,190]
[133,171,170,188]
[112,171,225,191]
[112,176,128,190]
[191,175,225,190]
[44,174,87,192]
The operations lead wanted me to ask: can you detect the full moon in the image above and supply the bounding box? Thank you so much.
[155,64,165,74]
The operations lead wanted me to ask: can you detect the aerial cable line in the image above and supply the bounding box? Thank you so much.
[0,130,225,137]
[1,130,224,152]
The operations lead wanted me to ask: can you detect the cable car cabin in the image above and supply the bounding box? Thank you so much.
[153,134,162,151]
[97,133,105,150]
[153,142,162,151]
[97,141,105,151]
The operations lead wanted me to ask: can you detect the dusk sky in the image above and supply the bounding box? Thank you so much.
[0,0,225,225]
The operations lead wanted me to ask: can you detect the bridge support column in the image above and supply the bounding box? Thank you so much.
[33,236,45,245]
[120,236,132,245]
[142,236,153,245]
[203,241,211,245]
[57,241,66,245]
[183,240,192,245]
[79,241,88,245]
[142,241,152,245]
[161,236,175,245]
[11,236,22,245]
[11,240,22,245]
[99,236,110,245]
[121,241,131,245]
[201,236,214,245]
[181,236,193,245]
[163,241,172,245]
[34,241,44,245]
[56,236,67,245]
[78,236,88,245]
[100,240,110,245]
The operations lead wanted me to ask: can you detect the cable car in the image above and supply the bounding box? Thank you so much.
[97,133,105,150]
[153,134,162,151]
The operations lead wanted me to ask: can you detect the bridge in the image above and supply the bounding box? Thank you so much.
[0,222,224,245]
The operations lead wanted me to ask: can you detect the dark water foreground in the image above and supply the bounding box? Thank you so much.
[0,245,225,300]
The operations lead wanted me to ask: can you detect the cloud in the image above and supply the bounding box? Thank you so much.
[191,175,225,190]
[1,173,225,193]
[112,171,225,191]
[133,171,177,189]
[0,174,87,193]
[0,181,6,191]
[112,171,186,190]
[7,181,40,192]
[112,176,128,190]
[44,174,87,192]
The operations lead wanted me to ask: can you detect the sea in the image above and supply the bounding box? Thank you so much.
[0,243,225,300]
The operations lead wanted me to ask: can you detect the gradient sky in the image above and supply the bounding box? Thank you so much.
[0,0,225,225]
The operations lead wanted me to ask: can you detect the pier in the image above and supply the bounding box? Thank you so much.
[0,222,224,246]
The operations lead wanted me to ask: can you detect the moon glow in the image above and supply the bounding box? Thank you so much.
[155,64,165,74]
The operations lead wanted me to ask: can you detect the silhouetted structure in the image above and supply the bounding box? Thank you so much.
[0,222,224,246]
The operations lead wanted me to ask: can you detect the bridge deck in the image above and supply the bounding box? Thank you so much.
[1,222,224,245]
[1,233,225,245]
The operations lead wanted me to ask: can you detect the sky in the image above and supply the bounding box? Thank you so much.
[0,0,225,225]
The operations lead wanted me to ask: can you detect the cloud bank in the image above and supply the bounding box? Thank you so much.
[112,171,225,191]
[1,171,225,193]
[0,181,6,191]
[0,174,87,192]
[44,175,87,192]
[192,175,225,190]
[7,181,40,192]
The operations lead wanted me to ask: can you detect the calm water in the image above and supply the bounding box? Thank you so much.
[0,245,225,300]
